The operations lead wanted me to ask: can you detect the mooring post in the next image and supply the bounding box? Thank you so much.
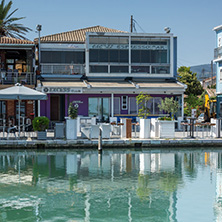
[98,126,102,152]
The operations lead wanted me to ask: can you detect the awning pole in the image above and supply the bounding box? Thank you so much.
[111,93,114,117]
[38,100,40,117]
[18,100,21,138]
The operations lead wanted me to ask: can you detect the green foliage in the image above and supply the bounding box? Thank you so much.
[158,97,179,120]
[0,0,31,39]
[68,102,78,119]
[158,116,172,121]
[32,116,49,131]
[184,93,205,116]
[136,92,152,119]
[177,66,204,96]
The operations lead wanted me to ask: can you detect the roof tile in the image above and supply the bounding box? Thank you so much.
[0,36,33,44]
[36,25,126,43]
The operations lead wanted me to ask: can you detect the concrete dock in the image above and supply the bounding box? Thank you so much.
[0,130,222,149]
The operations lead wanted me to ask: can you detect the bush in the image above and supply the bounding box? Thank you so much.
[32,116,49,131]
[158,116,172,121]
[68,102,78,119]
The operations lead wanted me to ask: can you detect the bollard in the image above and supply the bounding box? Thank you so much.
[98,126,102,152]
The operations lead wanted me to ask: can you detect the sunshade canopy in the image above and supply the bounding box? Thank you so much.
[0,84,47,100]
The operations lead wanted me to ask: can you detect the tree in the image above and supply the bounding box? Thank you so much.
[177,66,204,96]
[136,92,152,119]
[158,97,179,120]
[184,93,204,116]
[0,0,31,39]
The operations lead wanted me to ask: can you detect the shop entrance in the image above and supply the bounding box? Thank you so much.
[50,95,65,121]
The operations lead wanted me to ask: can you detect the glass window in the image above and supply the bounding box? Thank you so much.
[153,98,163,114]
[88,98,98,117]
[99,50,109,62]
[129,97,137,114]
[16,101,26,124]
[114,97,120,114]
[131,66,150,73]
[151,66,170,74]
[110,50,119,62]
[131,50,140,63]
[89,49,99,62]
[110,66,128,73]
[41,51,85,64]
[0,101,6,119]
[88,98,110,122]
[90,65,108,73]
[119,50,129,63]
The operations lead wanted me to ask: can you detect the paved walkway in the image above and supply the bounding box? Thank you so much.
[0,129,221,149]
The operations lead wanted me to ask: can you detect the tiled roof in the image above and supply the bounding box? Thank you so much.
[36,25,126,43]
[0,36,34,44]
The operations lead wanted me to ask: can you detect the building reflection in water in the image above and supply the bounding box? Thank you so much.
[0,150,221,221]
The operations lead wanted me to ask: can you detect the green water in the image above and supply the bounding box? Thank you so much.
[0,149,221,222]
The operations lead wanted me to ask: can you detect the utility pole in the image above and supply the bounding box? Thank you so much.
[130,15,133,33]
[211,60,213,87]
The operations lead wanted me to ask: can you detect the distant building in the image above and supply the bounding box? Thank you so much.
[213,25,222,117]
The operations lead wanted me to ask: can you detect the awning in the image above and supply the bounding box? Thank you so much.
[41,80,186,94]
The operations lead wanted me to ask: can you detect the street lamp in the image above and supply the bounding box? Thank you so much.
[36,24,42,71]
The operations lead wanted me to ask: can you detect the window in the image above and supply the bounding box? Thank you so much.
[90,65,108,73]
[110,66,128,73]
[88,98,110,122]
[129,97,137,114]
[220,68,222,80]
[0,101,6,119]
[114,97,120,114]
[41,51,85,64]
[122,96,128,110]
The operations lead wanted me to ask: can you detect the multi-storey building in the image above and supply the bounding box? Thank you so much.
[36,26,186,122]
[0,37,36,125]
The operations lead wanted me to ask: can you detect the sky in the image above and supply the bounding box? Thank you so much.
[9,0,222,67]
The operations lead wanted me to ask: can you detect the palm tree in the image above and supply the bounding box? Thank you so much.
[0,0,31,39]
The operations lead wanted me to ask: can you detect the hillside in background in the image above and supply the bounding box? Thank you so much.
[190,64,216,81]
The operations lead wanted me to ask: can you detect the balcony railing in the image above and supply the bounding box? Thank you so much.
[0,71,35,85]
[41,63,85,75]
[214,46,222,60]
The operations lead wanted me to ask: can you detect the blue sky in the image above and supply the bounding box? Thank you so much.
[10,0,222,67]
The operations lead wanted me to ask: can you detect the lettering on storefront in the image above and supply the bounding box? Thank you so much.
[89,44,167,50]
[43,87,82,94]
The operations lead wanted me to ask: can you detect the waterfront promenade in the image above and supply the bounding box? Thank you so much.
[0,130,222,149]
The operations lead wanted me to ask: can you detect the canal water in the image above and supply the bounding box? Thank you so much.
[0,149,221,222]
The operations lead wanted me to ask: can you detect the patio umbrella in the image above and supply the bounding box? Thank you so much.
[0,83,47,138]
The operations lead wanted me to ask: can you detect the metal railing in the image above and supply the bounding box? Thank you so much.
[41,63,85,75]
[0,71,35,85]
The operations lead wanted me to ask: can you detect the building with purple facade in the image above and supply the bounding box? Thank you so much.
[36,26,186,123]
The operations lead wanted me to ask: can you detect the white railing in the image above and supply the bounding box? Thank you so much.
[0,71,35,85]
[41,63,85,75]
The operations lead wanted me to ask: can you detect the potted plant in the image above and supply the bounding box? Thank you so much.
[32,116,49,140]
[156,97,180,138]
[66,102,78,140]
[136,92,152,139]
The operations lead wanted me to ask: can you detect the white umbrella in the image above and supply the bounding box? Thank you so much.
[0,83,47,138]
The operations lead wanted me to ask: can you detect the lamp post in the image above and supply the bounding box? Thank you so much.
[36,24,42,71]
[36,24,42,117]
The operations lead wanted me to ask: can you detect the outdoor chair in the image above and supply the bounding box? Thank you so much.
[7,125,17,139]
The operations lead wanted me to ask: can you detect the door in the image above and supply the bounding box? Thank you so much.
[50,95,60,121]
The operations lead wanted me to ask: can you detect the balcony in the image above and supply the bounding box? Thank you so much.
[0,71,35,85]
[41,64,85,75]
[214,46,222,61]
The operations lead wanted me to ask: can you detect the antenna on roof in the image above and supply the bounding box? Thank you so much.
[130,15,145,33]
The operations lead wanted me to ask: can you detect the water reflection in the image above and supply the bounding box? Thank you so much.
[0,149,221,221]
